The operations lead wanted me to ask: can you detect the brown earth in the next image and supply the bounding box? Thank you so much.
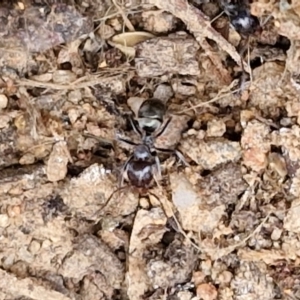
[0,0,300,299]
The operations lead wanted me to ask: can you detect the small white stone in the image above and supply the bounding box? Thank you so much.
[140,197,150,209]
[0,94,8,109]
[207,119,226,137]
[271,227,282,241]
[28,240,41,254]
[0,214,10,227]
[19,153,35,165]
[42,240,51,248]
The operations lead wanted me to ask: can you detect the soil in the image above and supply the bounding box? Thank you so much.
[0,0,300,299]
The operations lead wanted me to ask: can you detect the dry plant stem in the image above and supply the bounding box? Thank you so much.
[17,71,134,90]
[164,196,271,256]
[206,200,300,259]
[146,0,250,77]
[196,212,272,260]
[179,80,244,113]
[0,269,71,300]
[112,0,135,32]
[94,5,144,22]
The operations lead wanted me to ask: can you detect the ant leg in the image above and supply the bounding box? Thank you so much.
[118,155,133,187]
[128,115,142,137]
[152,163,162,188]
[154,155,162,180]
[83,133,113,147]
[154,117,172,138]
[155,147,189,167]
[236,37,250,94]
[174,149,190,167]
[116,136,139,147]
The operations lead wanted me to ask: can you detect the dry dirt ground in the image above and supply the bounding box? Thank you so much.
[0,0,300,299]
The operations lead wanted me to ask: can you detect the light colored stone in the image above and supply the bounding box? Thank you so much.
[28,240,41,254]
[271,227,282,241]
[0,214,10,227]
[0,94,8,109]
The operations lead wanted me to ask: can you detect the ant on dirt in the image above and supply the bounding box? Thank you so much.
[220,0,262,92]
[220,0,261,37]
[91,98,189,213]
[117,98,188,189]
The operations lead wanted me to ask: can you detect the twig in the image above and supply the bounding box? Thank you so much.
[17,70,134,91]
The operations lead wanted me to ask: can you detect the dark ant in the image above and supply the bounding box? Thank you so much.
[117,98,188,189]
[88,98,189,216]
[220,0,261,37]
[220,0,262,91]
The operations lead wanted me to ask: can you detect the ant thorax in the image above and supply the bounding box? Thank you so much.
[133,145,152,160]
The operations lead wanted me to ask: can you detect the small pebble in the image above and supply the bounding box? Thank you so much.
[273,241,280,249]
[28,240,41,254]
[271,227,282,241]
[68,90,82,104]
[0,94,8,109]
[207,119,226,137]
[19,153,35,165]
[153,84,173,102]
[280,117,292,127]
[196,283,218,300]
[0,115,10,128]
[140,197,150,209]
[0,214,10,227]
[217,270,233,284]
[187,128,197,136]
[7,205,21,217]
[192,271,205,286]
[42,240,51,248]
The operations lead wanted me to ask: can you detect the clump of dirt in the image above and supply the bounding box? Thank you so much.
[1,0,300,299]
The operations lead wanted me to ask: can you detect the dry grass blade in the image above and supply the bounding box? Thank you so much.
[94,5,144,22]
[17,67,135,90]
[112,0,135,31]
[179,80,243,113]
[146,0,250,76]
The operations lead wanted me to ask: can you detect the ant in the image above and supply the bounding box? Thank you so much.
[219,0,263,92]
[88,98,189,215]
[220,0,261,37]
[117,98,188,189]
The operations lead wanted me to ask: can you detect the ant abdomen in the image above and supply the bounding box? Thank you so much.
[137,98,166,133]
